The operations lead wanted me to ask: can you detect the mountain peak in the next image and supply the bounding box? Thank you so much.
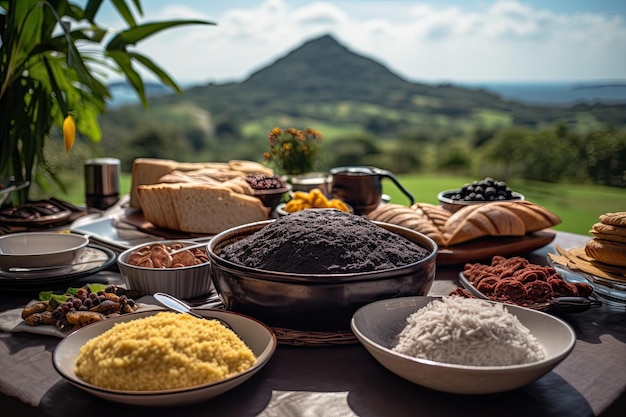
[242,33,412,95]
[297,34,344,50]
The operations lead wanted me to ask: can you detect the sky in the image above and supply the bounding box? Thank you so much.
[96,0,626,86]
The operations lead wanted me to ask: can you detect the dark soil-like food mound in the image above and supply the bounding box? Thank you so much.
[219,209,431,274]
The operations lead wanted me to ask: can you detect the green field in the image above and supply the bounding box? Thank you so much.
[59,173,624,236]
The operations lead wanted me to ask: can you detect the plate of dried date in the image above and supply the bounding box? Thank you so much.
[453,256,600,313]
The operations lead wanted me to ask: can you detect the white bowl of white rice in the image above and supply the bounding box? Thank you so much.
[350,296,576,394]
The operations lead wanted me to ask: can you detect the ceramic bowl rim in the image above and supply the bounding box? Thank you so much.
[0,232,89,256]
[250,184,291,196]
[437,189,525,206]
[117,240,211,271]
[52,309,277,403]
[275,203,354,217]
[351,296,576,372]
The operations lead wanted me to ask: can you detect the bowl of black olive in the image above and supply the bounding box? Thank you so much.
[438,177,524,213]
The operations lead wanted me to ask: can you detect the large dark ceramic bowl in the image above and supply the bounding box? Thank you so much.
[208,219,438,331]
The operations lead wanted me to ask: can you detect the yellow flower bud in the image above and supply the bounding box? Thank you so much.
[63,115,76,154]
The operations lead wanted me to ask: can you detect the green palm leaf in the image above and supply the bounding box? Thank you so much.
[0,0,213,204]
[107,20,215,50]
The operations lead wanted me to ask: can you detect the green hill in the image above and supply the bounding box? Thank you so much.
[150,34,625,128]
[96,34,626,177]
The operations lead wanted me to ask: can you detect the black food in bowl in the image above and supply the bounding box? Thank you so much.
[208,209,437,331]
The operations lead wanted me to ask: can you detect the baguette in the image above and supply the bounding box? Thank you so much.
[498,200,561,232]
[369,200,560,247]
[443,204,526,246]
[367,204,447,246]
[412,203,451,230]
[442,201,560,245]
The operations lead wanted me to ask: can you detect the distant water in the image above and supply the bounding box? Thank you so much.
[107,82,175,108]
[106,80,626,108]
[462,81,626,106]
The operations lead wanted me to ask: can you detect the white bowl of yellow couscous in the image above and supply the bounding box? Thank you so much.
[52,309,276,406]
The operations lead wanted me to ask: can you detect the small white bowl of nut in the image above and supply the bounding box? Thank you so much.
[117,240,213,299]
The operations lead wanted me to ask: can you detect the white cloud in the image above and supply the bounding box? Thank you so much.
[122,0,626,84]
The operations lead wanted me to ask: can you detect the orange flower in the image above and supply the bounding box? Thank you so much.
[63,115,76,154]
[304,128,322,139]
[265,126,322,175]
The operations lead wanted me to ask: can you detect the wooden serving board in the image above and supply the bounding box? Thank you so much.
[437,230,556,265]
[121,210,555,266]
[121,210,210,239]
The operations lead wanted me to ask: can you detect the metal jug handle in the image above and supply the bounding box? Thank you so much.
[373,168,415,206]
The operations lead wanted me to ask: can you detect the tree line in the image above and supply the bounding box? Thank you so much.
[35,117,625,204]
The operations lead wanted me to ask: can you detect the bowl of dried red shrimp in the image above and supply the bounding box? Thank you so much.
[117,240,213,299]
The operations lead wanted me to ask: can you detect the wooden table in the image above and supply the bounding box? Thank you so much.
[1,230,625,416]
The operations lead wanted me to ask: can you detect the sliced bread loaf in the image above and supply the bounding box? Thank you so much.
[137,183,270,235]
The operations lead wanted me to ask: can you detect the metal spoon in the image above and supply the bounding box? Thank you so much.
[7,259,108,272]
[168,241,210,256]
[153,292,233,330]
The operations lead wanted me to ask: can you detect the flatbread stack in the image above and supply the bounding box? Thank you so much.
[586,212,626,267]
[548,212,626,283]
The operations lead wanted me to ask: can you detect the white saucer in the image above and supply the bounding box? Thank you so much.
[0,246,111,279]
[0,245,116,291]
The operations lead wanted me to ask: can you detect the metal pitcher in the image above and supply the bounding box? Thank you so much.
[329,166,415,215]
